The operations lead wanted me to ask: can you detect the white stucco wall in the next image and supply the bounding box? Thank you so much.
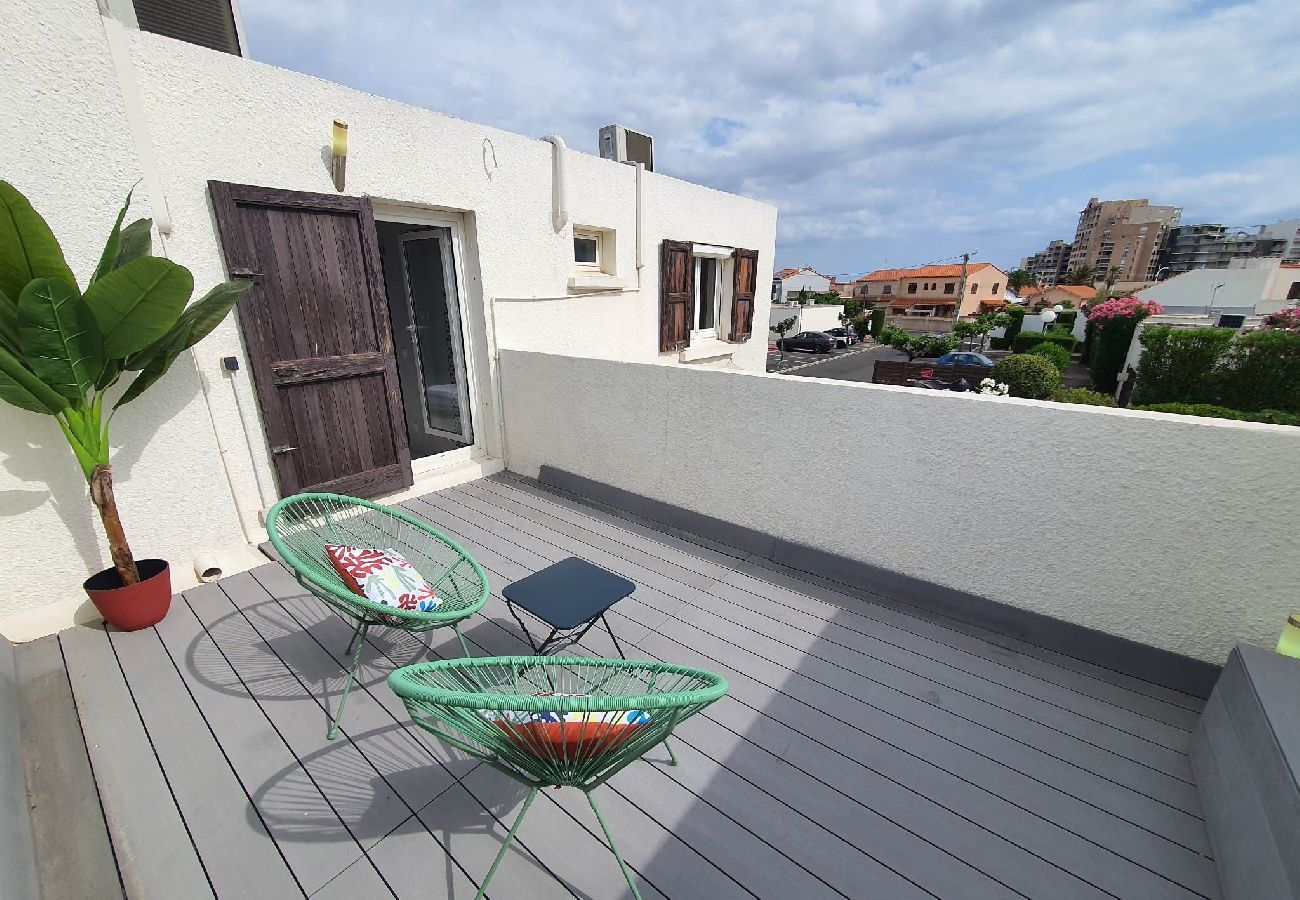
[0,0,245,636]
[499,350,1300,665]
[769,304,844,336]
[0,2,776,638]
[776,271,831,303]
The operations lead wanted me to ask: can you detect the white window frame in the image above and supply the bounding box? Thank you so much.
[691,243,732,339]
[573,228,603,273]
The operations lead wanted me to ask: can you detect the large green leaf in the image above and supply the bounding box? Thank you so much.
[115,218,153,268]
[0,181,77,301]
[116,279,249,407]
[89,188,135,285]
[83,256,191,359]
[0,287,17,350]
[125,279,250,371]
[0,342,67,414]
[18,279,104,400]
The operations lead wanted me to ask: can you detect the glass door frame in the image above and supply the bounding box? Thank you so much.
[371,206,484,466]
[396,227,473,445]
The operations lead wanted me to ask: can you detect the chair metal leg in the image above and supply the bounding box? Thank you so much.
[344,618,367,656]
[586,788,642,900]
[475,786,538,900]
[328,622,369,741]
[454,623,472,658]
[661,736,679,767]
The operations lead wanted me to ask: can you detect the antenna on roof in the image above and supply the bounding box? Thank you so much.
[912,249,980,268]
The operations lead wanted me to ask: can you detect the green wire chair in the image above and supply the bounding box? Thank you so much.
[389,655,727,900]
[267,492,489,740]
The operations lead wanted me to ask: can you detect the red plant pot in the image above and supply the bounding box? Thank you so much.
[83,559,172,631]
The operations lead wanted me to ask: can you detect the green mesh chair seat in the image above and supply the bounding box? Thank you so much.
[267,492,488,739]
[389,656,727,900]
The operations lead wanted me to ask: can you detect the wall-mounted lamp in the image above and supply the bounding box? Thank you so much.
[330,119,348,192]
[1277,615,1300,659]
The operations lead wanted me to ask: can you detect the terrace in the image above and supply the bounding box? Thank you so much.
[14,472,1216,900]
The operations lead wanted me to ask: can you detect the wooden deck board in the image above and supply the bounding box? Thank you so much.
[51,474,1219,899]
[60,623,213,899]
[419,490,1217,900]
[414,490,1203,816]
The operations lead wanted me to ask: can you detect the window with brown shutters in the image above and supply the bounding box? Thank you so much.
[659,240,694,351]
[729,248,759,342]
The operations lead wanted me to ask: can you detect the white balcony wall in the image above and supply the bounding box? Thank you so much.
[500,349,1300,664]
[0,0,775,638]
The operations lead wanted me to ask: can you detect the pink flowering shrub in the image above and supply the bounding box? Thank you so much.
[1085,295,1163,328]
[1263,304,1300,333]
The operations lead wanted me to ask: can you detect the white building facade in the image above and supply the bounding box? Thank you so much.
[0,0,776,638]
[772,268,831,303]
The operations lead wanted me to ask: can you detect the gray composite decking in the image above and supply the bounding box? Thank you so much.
[39,473,1219,899]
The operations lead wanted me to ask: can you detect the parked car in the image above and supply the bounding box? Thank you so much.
[825,326,858,348]
[934,351,994,368]
[776,331,835,353]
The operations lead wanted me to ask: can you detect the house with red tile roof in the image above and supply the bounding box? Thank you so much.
[1019,284,1098,307]
[853,262,1009,317]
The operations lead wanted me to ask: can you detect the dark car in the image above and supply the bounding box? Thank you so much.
[934,351,994,368]
[825,326,859,348]
[776,331,834,353]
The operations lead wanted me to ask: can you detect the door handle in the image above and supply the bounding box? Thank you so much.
[271,445,299,455]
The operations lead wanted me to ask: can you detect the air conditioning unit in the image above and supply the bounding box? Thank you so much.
[599,125,654,172]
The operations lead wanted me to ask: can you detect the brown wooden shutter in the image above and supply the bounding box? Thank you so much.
[729,248,759,342]
[659,240,694,352]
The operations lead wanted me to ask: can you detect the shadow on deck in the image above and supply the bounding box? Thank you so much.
[25,473,1218,898]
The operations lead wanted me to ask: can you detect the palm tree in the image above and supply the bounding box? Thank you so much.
[1007,268,1038,295]
[1065,265,1096,286]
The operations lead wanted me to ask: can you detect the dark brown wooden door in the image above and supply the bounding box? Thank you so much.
[208,182,412,498]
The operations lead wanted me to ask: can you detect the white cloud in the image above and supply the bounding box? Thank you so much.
[241,0,1300,272]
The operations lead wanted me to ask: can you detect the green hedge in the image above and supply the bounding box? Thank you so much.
[1089,318,1140,393]
[1056,387,1116,407]
[990,354,1060,399]
[1133,403,1300,427]
[1029,341,1071,373]
[869,306,886,338]
[1129,326,1300,412]
[989,306,1028,350]
[1013,329,1076,353]
[1218,329,1300,413]
[1055,310,1078,332]
[1132,326,1235,406]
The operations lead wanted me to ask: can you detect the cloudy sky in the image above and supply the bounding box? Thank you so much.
[241,0,1300,278]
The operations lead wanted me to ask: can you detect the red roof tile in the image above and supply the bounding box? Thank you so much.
[860,262,996,282]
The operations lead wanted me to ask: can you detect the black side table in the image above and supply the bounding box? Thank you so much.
[502,557,636,658]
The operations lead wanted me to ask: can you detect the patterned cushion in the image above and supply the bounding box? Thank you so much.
[325,545,441,613]
[482,692,651,756]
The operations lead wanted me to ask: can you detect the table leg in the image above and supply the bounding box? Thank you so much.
[505,600,543,654]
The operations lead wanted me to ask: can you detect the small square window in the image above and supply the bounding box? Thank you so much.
[907,282,917,294]
[574,230,601,269]
[944,282,955,294]
[883,284,892,295]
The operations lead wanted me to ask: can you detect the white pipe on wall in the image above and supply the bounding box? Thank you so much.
[541,134,568,233]
[192,552,224,583]
[635,161,644,288]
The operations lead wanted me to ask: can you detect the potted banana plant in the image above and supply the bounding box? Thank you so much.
[0,180,249,630]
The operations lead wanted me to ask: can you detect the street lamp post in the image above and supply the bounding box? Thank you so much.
[1206,282,1225,317]
[1040,308,1058,334]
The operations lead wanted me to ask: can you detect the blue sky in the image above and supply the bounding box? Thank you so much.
[240,0,1300,278]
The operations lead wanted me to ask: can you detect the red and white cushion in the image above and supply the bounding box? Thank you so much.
[325,545,441,612]
[481,692,652,756]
